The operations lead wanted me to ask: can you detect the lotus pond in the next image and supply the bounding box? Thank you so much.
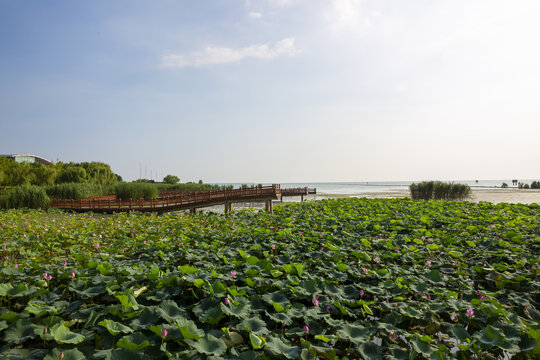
[0,198,539,359]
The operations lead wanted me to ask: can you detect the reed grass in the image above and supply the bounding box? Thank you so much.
[1,185,51,209]
[45,183,112,200]
[410,181,471,201]
[114,182,158,200]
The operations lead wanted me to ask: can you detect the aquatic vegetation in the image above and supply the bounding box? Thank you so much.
[409,181,471,200]
[0,198,538,359]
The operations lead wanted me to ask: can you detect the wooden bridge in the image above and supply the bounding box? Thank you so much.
[50,185,316,214]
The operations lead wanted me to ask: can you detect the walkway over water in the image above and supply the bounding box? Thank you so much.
[50,185,316,214]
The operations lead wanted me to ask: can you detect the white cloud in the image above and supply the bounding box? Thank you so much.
[162,38,296,68]
[325,0,381,34]
[249,11,262,18]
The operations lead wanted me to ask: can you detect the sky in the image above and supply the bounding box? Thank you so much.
[1,0,539,183]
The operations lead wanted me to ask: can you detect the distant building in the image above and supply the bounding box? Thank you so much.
[0,154,53,166]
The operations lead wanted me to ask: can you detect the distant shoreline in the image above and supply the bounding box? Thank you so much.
[303,188,540,205]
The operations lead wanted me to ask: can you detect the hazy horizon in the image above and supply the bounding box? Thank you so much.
[1,1,539,183]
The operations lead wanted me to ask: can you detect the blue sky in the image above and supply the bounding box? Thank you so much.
[1,0,539,182]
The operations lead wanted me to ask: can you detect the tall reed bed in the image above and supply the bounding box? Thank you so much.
[154,183,227,191]
[0,185,50,209]
[45,183,112,200]
[114,182,158,200]
[409,181,471,200]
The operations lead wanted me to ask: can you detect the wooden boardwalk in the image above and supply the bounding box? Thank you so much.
[50,185,315,214]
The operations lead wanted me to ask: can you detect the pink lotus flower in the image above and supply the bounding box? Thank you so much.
[426,260,432,266]
[224,297,230,305]
[374,257,380,263]
[63,261,67,267]
[466,309,475,318]
[476,289,481,295]
[47,275,52,281]
[320,247,324,251]
[480,295,485,300]
[43,327,48,334]
[14,263,18,269]
[360,289,364,297]
[426,293,431,300]
[303,325,309,334]
[71,272,75,278]
[2,244,6,250]
[271,244,276,250]
[362,268,368,274]
[391,331,397,340]
[138,254,142,258]
[230,270,237,278]
[326,305,331,312]
[43,272,48,279]
[312,295,320,306]
[161,329,168,338]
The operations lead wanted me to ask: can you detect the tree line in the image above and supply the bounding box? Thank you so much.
[0,158,119,187]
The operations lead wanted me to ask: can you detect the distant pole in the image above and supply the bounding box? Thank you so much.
[145,166,147,179]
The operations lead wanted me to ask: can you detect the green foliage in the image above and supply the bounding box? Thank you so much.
[501,182,508,188]
[44,183,111,200]
[410,181,471,200]
[163,174,180,184]
[114,182,158,200]
[1,184,51,209]
[56,165,87,184]
[154,182,226,191]
[531,181,540,189]
[0,198,538,358]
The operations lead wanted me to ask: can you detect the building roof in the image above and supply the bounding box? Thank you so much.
[0,154,53,166]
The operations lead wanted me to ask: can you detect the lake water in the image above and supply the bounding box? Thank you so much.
[215,180,529,197]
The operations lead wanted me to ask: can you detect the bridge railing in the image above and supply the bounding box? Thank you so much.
[50,184,281,210]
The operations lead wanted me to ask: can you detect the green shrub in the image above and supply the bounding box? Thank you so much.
[115,182,158,200]
[501,182,508,188]
[410,181,471,201]
[531,181,540,189]
[154,183,224,191]
[45,183,112,200]
[1,185,51,209]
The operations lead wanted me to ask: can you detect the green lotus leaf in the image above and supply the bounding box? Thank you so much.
[43,348,86,360]
[450,325,470,341]
[2,348,48,360]
[250,332,266,349]
[50,323,86,344]
[116,332,151,351]
[241,317,269,335]
[3,319,40,345]
[98,319,134,336]
[410,334,435,355]
[157,299,189,323]
[359,342,380,360]
[178,265,199,274]
[174,316,204,340]
[192,334,227,356]
[265,335,301,359]
[0,283,14,296]
[336,323,369,344]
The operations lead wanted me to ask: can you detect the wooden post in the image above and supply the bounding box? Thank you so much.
[301,195,304,202]
[190,208,197,214]
[265,199,273,213]
[224,202,230,216]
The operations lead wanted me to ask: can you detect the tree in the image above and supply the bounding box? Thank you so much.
[56,166,87,183]
[30,163,57,185]
[80,162,117,185]
[163,174,180,184]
